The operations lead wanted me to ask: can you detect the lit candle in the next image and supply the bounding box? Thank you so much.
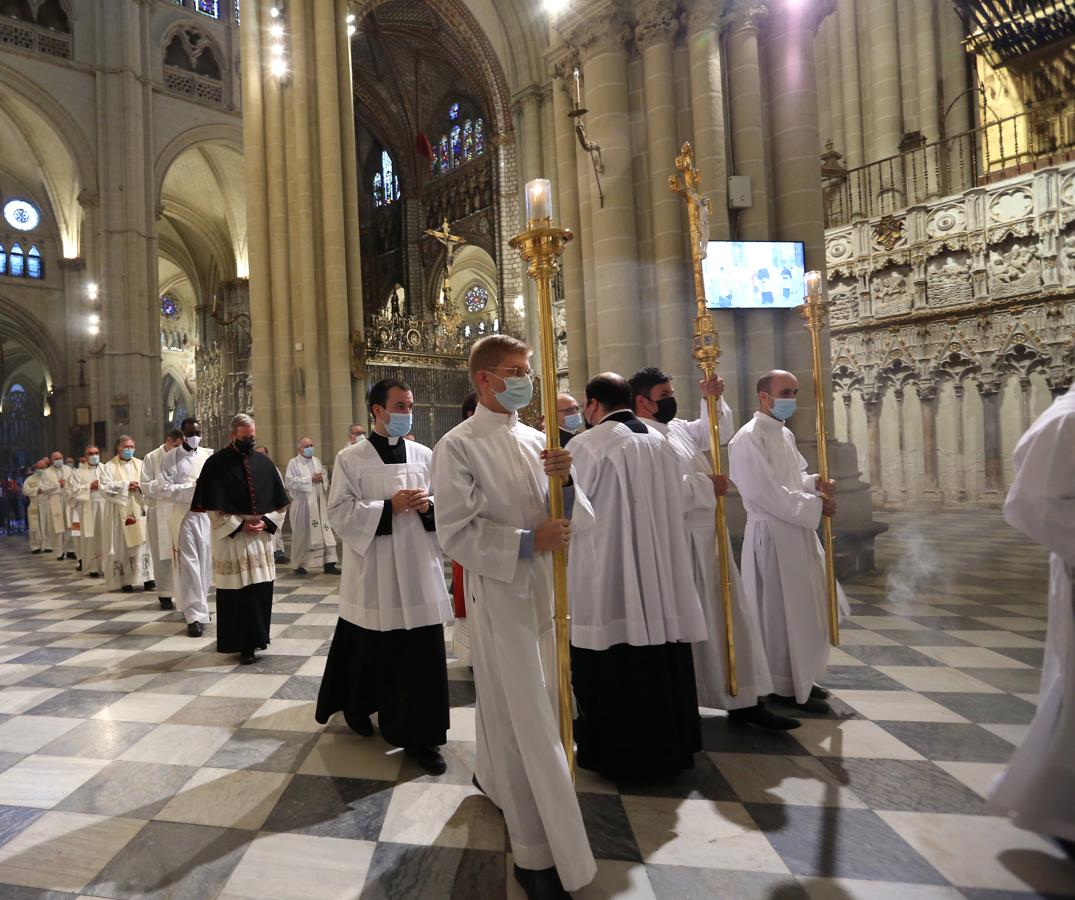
[573,67,582,107]
[805,270,823,298]
[525,178,553,224]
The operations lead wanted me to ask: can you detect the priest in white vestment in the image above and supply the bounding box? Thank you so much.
[431,335,596,899]
[990,383,1075,843]
[192,414,289,665]
[39,453,75,560]
[140,429,183,610]
[256,446,289,563]
[101,436,154,593]
[286,439,339,575]
[160,418,213,636]
[21,460,49,554]
[729,370,843,711]
[568,373,708,781]
[630,367,795,730]
[317,378,452,775]
[70,447,108,577]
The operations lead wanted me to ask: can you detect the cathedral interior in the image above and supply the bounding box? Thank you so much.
[0,0,1073,897]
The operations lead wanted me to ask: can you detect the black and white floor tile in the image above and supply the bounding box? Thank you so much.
[0,511,1071,898]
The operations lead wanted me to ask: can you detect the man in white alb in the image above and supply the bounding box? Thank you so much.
[70,447,108,577]
[141,429,183,610]
[286,438,339,575]
[256,446,289,564]
[38,452,75,561]
[22,459,49,554]
[101,436,154,593]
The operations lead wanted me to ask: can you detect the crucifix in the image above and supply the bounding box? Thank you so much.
[424,218,467,307]
[669,140,737,695]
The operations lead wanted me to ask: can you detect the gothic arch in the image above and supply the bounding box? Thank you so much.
[153,123,243,202]
[0,294,62,393]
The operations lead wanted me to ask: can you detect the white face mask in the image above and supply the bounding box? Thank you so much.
[52,459,63,468]
[184,434,201,449]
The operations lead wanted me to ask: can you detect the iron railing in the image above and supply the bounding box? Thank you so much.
[824,98,1075,228]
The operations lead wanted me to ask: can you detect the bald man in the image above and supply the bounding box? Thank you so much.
[286,438,339,575]
[728,370,843,714]
[556,393,583,447]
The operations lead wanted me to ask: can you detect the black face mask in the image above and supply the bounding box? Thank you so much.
[653,397,678,424]
[234,437,255,455]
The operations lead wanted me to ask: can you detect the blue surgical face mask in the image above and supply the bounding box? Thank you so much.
[386,412,412,438]
[771,398,797,421]
[489,372,534,411]
[563,413,583,432]
[302,446,314,458]
[120,448,134,461]
[52,458,63,468]
[88,454,100,466]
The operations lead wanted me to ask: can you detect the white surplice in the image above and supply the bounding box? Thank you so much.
[70,463,108,575]
[100,456,153,590]
[21,472,48,552]
[208,510,285,589]
[990,385,1075,842]
[430,403,597,891]
[271,467,288,557]
[567,415,706,650]
[643,401,775,710]
[37,465,73,557]
[140,444,174,598]
[285,455,337,569]
[159,445,214,624]
[729,411,845,704]
[327,437,451,631]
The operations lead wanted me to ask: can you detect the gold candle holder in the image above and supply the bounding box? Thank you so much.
[509,178,576,775]
[801,270,840,646]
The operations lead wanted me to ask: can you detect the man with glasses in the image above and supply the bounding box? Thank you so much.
[555,393,583,447]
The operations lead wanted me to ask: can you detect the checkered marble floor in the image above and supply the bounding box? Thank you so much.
[0,511,1071,899]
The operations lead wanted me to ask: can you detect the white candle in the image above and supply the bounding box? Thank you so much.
[573,67,582,107]
[805,270,823,297]
[525,178,553,224]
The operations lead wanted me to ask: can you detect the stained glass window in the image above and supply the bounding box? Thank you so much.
[372,173,384,208]
[161,295,181,319]
[475,118,485,155]
[463,120,474,160]
[463,284,489,313]
[439,137,449,172]
[195,0,220,18]
[0,244,5,276]
[449,102,460,121]
[450,125,462,166]
[9,244,23,278]
[3,200,38,232]
[234,0,240,25]
[372,151,398,207]
[434,105,486,176]
[26,245,41,280]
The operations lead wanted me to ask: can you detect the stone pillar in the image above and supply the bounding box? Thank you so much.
[726,8,770,239]
[895,390,909,502]
[864,394,885,503]
[517,85,545,352]
[242,0,363,455]
[822,14,846,162]
[980,382,1004,497]
[867,0,902,162]
[953,382,969,501]
[563,3,643,376]
[918,385,943,503]
[549,58,589,395]
[837,0,865,169]
[637,0,693,391]
[914,0,940,143]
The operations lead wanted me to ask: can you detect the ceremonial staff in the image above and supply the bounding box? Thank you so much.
[509,179,577,775]
[669,142,737,696]
[802,271,840,645]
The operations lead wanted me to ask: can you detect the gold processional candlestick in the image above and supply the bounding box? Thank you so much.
[802,271,840,646]
[669,141,737,697]
[508,178,577,776]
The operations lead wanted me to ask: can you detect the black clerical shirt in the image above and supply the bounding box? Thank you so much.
[368,431,436,536]
[600,409,650,434]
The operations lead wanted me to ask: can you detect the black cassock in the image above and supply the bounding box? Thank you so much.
[314,432,449,749]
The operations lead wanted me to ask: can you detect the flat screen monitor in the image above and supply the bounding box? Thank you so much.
[701,240,806,309]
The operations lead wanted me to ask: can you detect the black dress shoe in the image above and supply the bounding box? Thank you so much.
[278,555,290,564]
[121,585,134,593]
[159,597,175,611]
[144,580,156,591]
[811,684,830,700]
[728,702,801,731]
[239,650,257,665]
[56,555,66,561]
[512,864,570,900]
[187,622,204,638]
[294,567,307,575]
[31,549,42,554]
[66,552,77,560]
[344,710,374,737]
[323,563,340,575]
[405,746,447,775]
[89,572,101,578]
[76,561,83,571]
[772,694,831,715]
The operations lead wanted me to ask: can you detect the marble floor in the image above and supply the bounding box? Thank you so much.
[0,511,1071,899]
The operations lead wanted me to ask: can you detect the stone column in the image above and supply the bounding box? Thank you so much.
[637,0,692,391]
[953,382,968,501]
[864,394,885,502]
[979,382,1004,497]
[726,7,770,239]
[242,0,363,454]
[837,0,865,169]
[517,85,545,351]
[867,0,902,162]
[918,385,943,503]
[549,55,589,395]
[562,3,643,376]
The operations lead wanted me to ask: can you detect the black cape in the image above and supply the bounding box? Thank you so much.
[190,444,289,515]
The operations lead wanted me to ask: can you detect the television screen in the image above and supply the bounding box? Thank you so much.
[701,241,806,309]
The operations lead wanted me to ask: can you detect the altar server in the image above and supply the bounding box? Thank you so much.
[159,418,213,636]
[39,452,74,560]
[317,378,452,775]
[568,373,708,781]
[431,335,596,899]
[71,447,108,577]
[191,414,289,665]
[22,459,49,554]
[450,392,478,666]
[630,367,794,729]
[728,370,842,711]
[101,436,154,593]
[990,382,1075,843]
[286,438,339,575]
[141,429,183,609]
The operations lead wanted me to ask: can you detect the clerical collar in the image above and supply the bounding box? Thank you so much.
[370,430,401,447]
[599,409,634,424]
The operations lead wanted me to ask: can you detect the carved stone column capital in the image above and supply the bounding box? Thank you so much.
[757,0,835,33]
[634,0,678,50]
[683,0,731,35]
[556,0,632,63]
